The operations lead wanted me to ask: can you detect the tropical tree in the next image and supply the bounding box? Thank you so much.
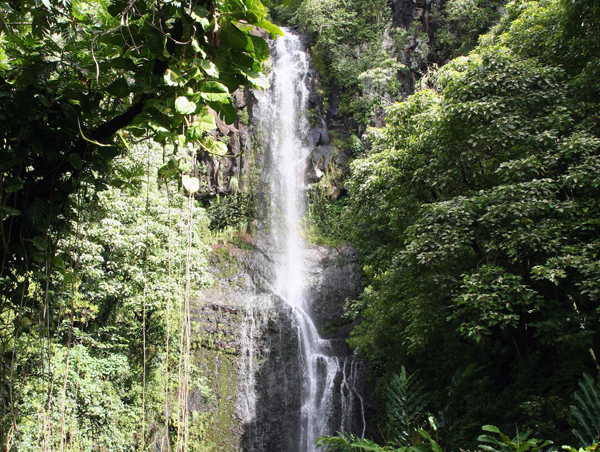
[0,0,280,273]
[0,0,281,448]
[345,0,600,442]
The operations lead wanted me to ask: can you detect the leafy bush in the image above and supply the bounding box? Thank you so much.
[344,0,600,444]
[204,193,255,232]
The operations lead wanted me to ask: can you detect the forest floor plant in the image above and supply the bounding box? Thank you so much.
[318,371,600,452]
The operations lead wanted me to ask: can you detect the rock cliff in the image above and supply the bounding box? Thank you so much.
[188,234,367,451]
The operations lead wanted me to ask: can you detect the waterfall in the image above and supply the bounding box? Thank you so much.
[246,30,366,452]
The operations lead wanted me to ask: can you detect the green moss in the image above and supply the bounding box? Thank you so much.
[238,106,250,124]
[192,348,242,451]
[187,294,245,451]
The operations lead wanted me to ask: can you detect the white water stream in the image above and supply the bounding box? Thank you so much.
[251,31,366,451]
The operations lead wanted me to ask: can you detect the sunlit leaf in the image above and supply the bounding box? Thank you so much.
[197,59,219,77]
[164,68,185,86]
[256,20,284,38]
[199,81,230,102]
[219,20,248,51]
[237,67,269,89]
[174,96,197,115]
[182,174,200,193]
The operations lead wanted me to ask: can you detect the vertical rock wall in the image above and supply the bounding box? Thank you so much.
[187,235,366,452]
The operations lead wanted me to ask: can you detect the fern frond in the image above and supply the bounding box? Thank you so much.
[387,366,430,447]
[571,373,600,446]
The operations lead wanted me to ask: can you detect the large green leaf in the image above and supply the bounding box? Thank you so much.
[151,99,174,115]
[225,0,265,23]
[241,0,267,21]
[249,34,270,62]
[105,78,130,98]
[3,177,24,193]
[0,206,21,219]
[164,68,185,86]
[387,367,429,447]
[191,6,210,28]
[212,46,232,72]
[231,51,257,72]
[199,81,230,102]
[219,21,249,51]
[218,73,245,93]
[256,20,284,38]
[147,118,170,135]
[187,114,216,140]
[174,96,197,115]
[145,25,165,60]
[202,137,228,156]
[571,373,600,446]
[197,59,219,77]
[237,67,269,89]
[208,101,237,124]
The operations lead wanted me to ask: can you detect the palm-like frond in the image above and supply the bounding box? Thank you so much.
[571,373,600,446]
[387,366,430,446]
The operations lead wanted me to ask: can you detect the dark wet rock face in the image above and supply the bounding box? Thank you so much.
[241,300,304,452]
[305,244,362,340]
[187,235,368,452]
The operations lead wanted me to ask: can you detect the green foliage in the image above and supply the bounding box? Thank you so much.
[387,367,430,447]
[0,0,278,446]
[0,0,280,357]
[453,264,544,340]
[478,425,552,452]
[277,0,504,126]
[571,373,600,447]
[316,427,443,452]
[204,193,255,232]
[317,432,399,451]
[13,344,139,451]
[304,188,351,247]
[238,106,250,124]
[319,425,557,452]
[346,134,365,157]
[318,368,442,452]
[2,142,215,449]
[271,0,391,123]
[344,0,600,445]
[433,0,505,61]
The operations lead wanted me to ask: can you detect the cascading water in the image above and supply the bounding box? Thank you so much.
[247,30,366,452]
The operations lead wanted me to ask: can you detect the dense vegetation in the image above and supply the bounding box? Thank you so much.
[4,143,215,450]
[273,0,507,125]
[326,0,600,449]
[2,0,600,449]
[0,0,279,449]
